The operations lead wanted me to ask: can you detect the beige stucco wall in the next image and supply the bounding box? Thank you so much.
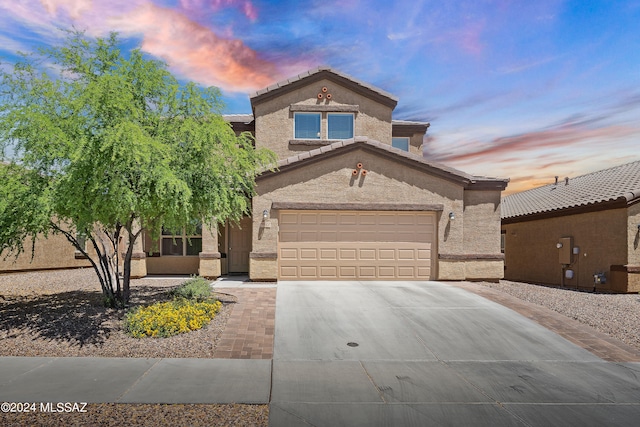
[145,256,200,275]
[254,146,503,281]
[0,233,91,273]
[249,257,278,281]
[408,133,424,156]
[502,208,629,291]
[627,203,640,292]
[464,190,502,255]
[253,78,393,160]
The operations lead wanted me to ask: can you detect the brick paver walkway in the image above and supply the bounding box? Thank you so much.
[213,287,276,359]
[451,281,640,362]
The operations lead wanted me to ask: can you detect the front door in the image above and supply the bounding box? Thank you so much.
[228,216,251,273]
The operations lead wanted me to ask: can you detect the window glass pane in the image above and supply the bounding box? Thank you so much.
[162,237,184,256]
[186,238,203,256]
[328,114,354,139]
[294,113,321,139]
[392,137,409,151]
[162,227,180,236]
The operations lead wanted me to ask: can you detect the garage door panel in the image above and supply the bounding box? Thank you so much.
[319,266,338,278]
[299,248,317,260]
[339,214,357,225]
[299,266,318,278]
[378,266,396,278]
[417,249,431,259]
[398,249,415,260]
[320,248,337,260]
[398,266,416,277]
[339,248,357,260]
[359,266,377,278]
[319,231,338,241]
[300,213,318,224]
[280,248,298,259]
[280,266,298,278]
[339,266,357,278]
[278,211,435,280]
[358,214,377,225]
[279,231,299,242]
[359,249,376,260]
[299,231,318,241]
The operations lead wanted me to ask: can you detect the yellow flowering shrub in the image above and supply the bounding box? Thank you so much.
[125,299,223,338]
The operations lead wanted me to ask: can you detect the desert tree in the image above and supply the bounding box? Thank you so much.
[0,31,275,307]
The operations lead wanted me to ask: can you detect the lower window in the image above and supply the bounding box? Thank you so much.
[161,224,202,256]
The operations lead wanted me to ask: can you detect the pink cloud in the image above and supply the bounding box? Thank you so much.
[435,124,639,164]
[454,20,485,56]
[110,3,296,92]
[1,0,308,93]
[179,0,258,21]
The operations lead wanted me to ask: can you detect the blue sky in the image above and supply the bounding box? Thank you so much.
[1,0,639,193]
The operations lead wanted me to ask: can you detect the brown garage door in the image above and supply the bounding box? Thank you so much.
[278,210,436,280]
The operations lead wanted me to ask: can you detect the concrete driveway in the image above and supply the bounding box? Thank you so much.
[270,281,640,426]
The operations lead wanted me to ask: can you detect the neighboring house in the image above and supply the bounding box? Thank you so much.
[502,160,640,293]
[0,232,91,272]
[2,67,509,281]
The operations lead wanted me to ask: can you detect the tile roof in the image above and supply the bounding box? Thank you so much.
[259,136,508,190]
[250,66,398,108]
[222,114,254,124]
[502,160,640,219]
[392,119,430,126]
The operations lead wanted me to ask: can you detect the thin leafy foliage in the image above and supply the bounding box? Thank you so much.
[0,30,275,307]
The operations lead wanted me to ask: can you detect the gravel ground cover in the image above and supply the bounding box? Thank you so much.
[0,268,267,426]
[0,268,236,358]
[482,280,640,351]
[0,403,268,427]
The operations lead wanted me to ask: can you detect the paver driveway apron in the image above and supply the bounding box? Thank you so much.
[269,280,640,427]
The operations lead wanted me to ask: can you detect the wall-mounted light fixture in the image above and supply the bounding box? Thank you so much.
[556,242,563,249]
[263,209,269,220]
[448,212,455,221]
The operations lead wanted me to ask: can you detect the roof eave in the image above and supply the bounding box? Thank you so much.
[502,197,629,224]
[257,137,507,188]
[250,67,399,110]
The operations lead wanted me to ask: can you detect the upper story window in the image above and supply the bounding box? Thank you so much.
[327,113,354,139]
[392,137,409,152]
[294,113,321,139]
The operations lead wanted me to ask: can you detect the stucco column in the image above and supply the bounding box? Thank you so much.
[130,221,147,278]
[199,223,221,279]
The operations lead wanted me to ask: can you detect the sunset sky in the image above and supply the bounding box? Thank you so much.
[1,0,639,194]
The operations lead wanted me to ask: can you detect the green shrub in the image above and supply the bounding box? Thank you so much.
[169,276,212,301]
[125,299,223,338]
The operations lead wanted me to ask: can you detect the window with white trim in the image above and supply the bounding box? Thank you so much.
[392,137,410,151]
[161,223,203,256]
[294,112,321,139]
[327,113,354,139]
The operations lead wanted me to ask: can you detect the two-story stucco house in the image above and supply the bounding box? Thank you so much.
[130,66,509,281]
[1,67,509,281]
